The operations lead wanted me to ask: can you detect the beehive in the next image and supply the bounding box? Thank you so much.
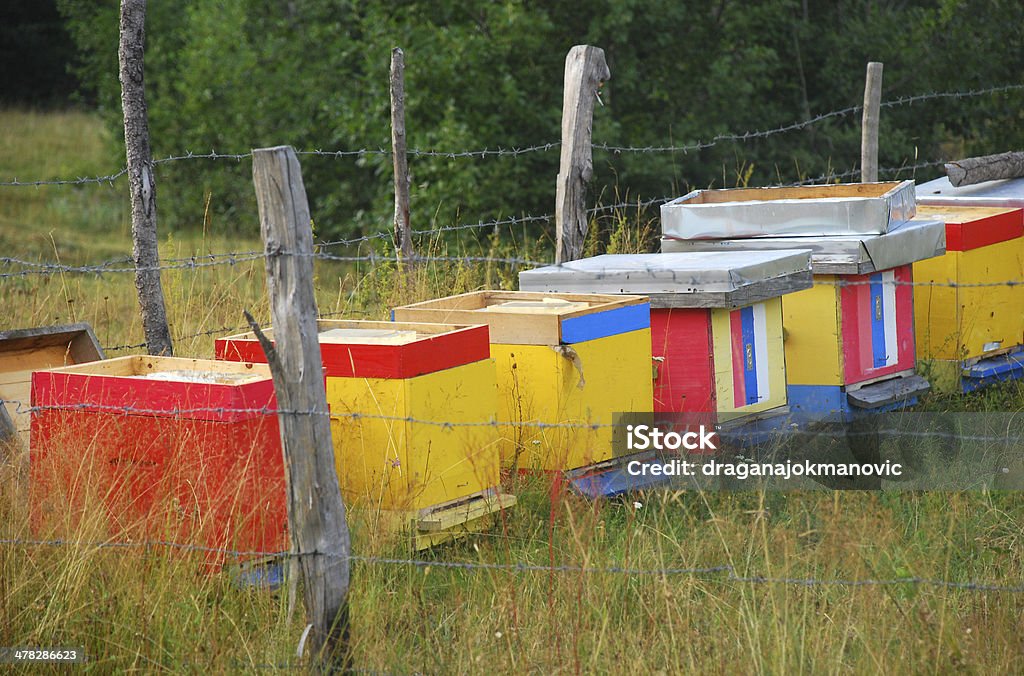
[0,323,104,447]
[392,291,653,473]
[30,356,285,562]
[517,253,812,427]
[662,218,946,421]
[912,205,1024,392]
[216,320,512,549]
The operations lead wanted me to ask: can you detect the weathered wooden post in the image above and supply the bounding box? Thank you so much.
[250,146,351,668]
[860,61,883,183]
[391,47,413,263]
[118,0,173,356]
[555,45,610,264]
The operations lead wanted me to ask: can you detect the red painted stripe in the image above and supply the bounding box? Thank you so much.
[729,310,746,409]
[31,370,277,423]
[840,265,917,384]
[946,208,1024,251]
[650,308,716,415]
[216,325,491,379]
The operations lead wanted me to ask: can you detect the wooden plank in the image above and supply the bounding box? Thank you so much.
[251,146,350,667]
[416,493,516,532]
[846,374,930,409]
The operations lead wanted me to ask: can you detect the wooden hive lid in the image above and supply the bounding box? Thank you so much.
[392,290,650,345]
[216,319,491,379]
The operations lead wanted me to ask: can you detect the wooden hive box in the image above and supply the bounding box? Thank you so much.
[517,253,812,429]
[662,181,916,240]
[392,291,653,475]
[662,222,946,422]
[216,320,512,549]
[0,323,104,447]
[30,356,286,563]
[912,205,1024,392]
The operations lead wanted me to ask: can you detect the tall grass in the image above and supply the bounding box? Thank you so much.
[1,109,1023,673]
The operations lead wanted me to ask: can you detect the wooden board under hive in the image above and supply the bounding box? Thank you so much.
[216,320,513,549]
[912,205,1024,392]
[0,323,104,447]
[392,291,653,474]
[30,356,285,564]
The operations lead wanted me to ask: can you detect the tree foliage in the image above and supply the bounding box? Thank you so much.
[58,0,1024,239]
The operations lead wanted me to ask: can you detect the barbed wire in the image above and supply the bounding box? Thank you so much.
[4,250,1024,288]
[0,537,1021,592]
[7,399,1024,442]
[3,84,1020,187]
[594,83,1024,155]
[0,252,547,279]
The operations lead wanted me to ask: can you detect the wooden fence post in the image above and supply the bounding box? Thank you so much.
[118,0,173,356]
[860,61,883,183]
[251,146,351,669]
[391,47,413,262]
[555,45,610,264]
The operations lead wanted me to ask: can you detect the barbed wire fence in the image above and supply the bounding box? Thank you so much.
[2,81,1024,597]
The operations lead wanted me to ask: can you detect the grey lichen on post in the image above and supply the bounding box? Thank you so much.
[391,47,414,262]
[860,61,883,183]
[251,146,351,669]
[555,45,610,264]
[118,0,172,356]
[945,151,1024,187]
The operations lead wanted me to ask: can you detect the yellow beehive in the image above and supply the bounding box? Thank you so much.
[216,320,512,549]
[913,205,1024,391]
[393,292,653,473]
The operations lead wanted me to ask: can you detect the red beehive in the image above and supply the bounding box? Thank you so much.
[30,356,286,564]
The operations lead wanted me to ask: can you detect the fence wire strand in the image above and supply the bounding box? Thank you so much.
[2,84,1021,187]
[0,538,1021,593]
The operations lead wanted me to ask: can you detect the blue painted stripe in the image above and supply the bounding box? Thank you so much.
[740,306,758,406]
[869,273,887,368]
[560,302,650,344]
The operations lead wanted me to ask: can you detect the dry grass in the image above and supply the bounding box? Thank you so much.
[1,109,1023,673]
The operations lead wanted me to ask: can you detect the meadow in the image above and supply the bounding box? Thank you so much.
[1,109,1023,673]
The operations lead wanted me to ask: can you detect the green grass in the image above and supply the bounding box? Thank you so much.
[1,109,1023,673]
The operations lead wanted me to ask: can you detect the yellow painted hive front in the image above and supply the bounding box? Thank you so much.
[914,236,1024,362]
[325,358,500,513]
[492,328,654,472]
[779,278,844,387]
